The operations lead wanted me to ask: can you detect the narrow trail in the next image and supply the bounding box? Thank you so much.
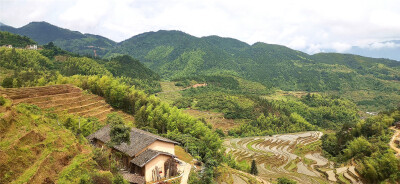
[180,161,192,184]
[389,127,400,157]
[156,82,207,94]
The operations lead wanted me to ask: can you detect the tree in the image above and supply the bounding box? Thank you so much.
[250,159,258,175]
[0,96,5,106]
[343,136,372,160]
[1,77,13,88]
[112,174,127,184]
[107,113,130,145]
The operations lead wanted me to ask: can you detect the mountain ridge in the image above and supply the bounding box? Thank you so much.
[2,21,400,61]
[0,21,116,56]
[2,21,400,94]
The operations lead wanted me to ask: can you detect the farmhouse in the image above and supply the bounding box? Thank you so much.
[26,44,37,50]
[87,125,179,184]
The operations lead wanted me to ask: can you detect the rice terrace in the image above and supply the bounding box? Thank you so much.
[0,84,134,122]
[224,131,362,184]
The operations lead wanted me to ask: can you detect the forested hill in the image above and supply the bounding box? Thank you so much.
[104,30,400,92]
[2,22,399,93]
[0,31,36,47]
[0,22,116,57]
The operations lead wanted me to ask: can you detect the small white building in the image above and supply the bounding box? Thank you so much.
[26,45,37,50]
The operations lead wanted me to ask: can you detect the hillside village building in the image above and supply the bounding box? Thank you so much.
[2,45,12,48]
[87,125,179,184]
[26,44,37,50]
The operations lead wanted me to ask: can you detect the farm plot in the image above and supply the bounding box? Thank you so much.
[224,131,363,184]
[0,85,133,122]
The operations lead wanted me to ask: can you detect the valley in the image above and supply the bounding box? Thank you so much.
[0,27,399,184]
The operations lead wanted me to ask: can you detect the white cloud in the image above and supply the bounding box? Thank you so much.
[360,42,400,50]
[331,42,352,53]
[1,0,400,54]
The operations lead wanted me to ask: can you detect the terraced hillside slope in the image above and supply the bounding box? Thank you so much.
[0,103,97,184]
[0,84,133,122]
[224,132,363,184]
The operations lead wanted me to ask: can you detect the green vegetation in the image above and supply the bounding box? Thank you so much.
[0,42,222,183]
[0,31,36,47]
[4,23,400,111]
[167,75,361,136]
[103,55,160,81]
[0,40,159,92]
[322,108,400,183]
[277,177,297,184]
[101,55,161,93]
[0,103,125,184]
[107,113,130,145]
[0,96,5,106]
[250,159,258,175]
[103,30,400,111]
[2,26,400,183]
[0,22,116,57]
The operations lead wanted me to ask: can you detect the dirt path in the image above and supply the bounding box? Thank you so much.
[326,170,337,182]
[389,127,400,157]
[232,174,247,184]
[180,161,192,184]
[156,82,207,94]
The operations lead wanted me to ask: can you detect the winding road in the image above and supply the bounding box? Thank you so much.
[389,127,400,157]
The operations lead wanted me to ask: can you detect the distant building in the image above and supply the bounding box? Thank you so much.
[395,121,400,129]
[366,112,378,116]
[87,126,179,183]
[2,45,12,48]
[26,45,37,50]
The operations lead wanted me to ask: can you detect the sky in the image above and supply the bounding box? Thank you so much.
[1,0,400,54]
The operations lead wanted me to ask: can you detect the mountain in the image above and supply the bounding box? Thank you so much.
[102,55,160,81]
[0,21,116,57]
[2,22,399,94]
[105,30,400,93]
[346,40,400,61]
[0,31,36,47]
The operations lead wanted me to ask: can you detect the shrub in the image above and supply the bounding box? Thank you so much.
[277,177,297,184]
[0,96,5,106]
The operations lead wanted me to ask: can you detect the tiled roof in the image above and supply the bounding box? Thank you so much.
[87,125,178,157]
[130,149,176,167]
[120,172,145,184]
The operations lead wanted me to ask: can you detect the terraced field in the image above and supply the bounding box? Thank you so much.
[0,85,134,122]
[224,132,363,184]
[0,104,95,183]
